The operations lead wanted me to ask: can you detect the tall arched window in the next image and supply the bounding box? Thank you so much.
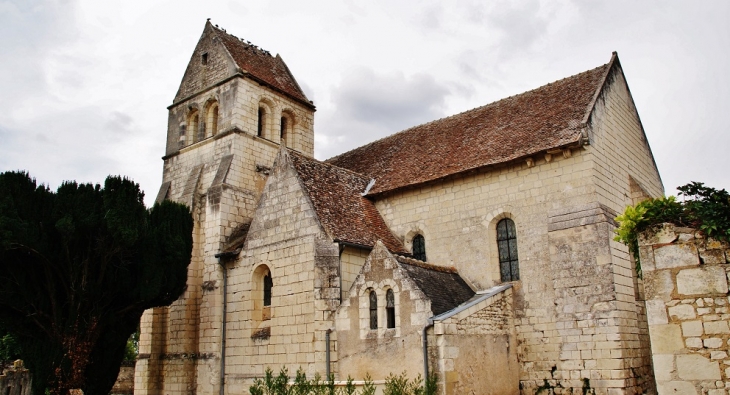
[263,273,272,307]
[258,107,265,137]
[386,289,395,329]
[369,290,378,330]
[205,102,219,137]
[280,116,287,141]
[412,234,426,261]
[187,110,199,144]
[497,218,519,282]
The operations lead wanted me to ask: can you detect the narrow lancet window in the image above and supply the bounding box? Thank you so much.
[263,273,272,307]
[369,290,378,330]
[258,107,265,137]
[412,234,426,261]
[280,117,287,140]
[497,218,519,282]
[386,289,395,329]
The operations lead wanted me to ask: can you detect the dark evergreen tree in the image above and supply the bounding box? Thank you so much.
[0,171,193,395]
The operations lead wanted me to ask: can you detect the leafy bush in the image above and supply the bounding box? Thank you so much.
[614,182,730,275]
[249,368,437,395]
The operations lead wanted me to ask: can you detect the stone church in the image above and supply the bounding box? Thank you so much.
[135,21,663,395]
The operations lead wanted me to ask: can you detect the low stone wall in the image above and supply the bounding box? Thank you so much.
[0,360,32,395]
[111,361,136,395]
[641,223,730,395]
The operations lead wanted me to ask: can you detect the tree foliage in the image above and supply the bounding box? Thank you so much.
[614,182,730,276]
[0,171,193,395]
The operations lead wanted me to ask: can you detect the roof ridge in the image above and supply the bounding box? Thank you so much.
[395,255,458,273]
[325,62,610,164]
[288,149,371,181]
[211,23,274,58]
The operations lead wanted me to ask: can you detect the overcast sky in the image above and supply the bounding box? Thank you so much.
[1,0,728,206]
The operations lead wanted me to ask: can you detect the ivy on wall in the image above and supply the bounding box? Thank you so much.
[614,182,730,277]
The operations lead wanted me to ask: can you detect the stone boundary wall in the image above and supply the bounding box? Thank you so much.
[0,361,32,395]
[111,361,137,395]
[641,223,730,395]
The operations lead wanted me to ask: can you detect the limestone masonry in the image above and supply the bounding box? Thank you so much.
[136,21,665,394]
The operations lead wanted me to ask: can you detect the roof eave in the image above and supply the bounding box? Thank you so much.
[365,137,584,198]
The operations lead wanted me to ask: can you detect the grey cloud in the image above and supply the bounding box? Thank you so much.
[315,68,450,159]
[106,111,134,135]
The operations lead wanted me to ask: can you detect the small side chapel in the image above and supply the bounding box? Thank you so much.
[135,21,663,395]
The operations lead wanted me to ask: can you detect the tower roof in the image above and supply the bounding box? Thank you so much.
[211,23,312,107]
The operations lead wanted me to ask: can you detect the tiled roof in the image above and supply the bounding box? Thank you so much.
[287,150,407,254]
[395,256,475,316]
[212,24,312,107]
[327,56,615,195]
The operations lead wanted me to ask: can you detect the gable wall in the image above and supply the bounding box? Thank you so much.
[581,65,666,394]
[335,245,434,382]
[222,154,339,392]
[174,24,238,103]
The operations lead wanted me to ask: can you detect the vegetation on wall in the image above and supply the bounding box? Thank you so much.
[249,367,437,395]
[0,327,20,361]
[0,171,193,395]
[614,182,730,276]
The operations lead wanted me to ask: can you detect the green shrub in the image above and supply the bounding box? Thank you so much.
[248,368,436,395]
[614,182,730,276]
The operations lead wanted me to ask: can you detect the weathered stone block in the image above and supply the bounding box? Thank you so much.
[649,324,684,353]
[638,223,677,246]
[685,337,703,348]
[677,267,728,296]
[646,299,668,325]
[705,338,724,349]
[668,304,696,320]
[656,381,698,394]
[652,354,674,381]
[681,320,704,337]
[676,354,721,380]
[705,321,730,335]
[654,243,699,269]
[701,249,727,265]
[644,270,675,301]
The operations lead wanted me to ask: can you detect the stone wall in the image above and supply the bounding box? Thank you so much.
[641,223,730,395]
[222,150,335,393]
[431,286,518,395]
[371,62,661,394]
[0,361,32,395]
[111,362,136,395]
[335,242,432,383]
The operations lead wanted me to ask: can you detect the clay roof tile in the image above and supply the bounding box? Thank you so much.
[213,25,312,107]
[326,59,613,195]
[288,150,407,254]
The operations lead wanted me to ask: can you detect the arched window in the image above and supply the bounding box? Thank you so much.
[263,273,272,307]
[386,289,395,329]
[369,290,378,330]
[253,265,272,322]
[497,218,519,282]
[280,116,287,141]
[205,102,219,137]
[187,110,199,144]
[412,234,426,261]
[257,107,265,137]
